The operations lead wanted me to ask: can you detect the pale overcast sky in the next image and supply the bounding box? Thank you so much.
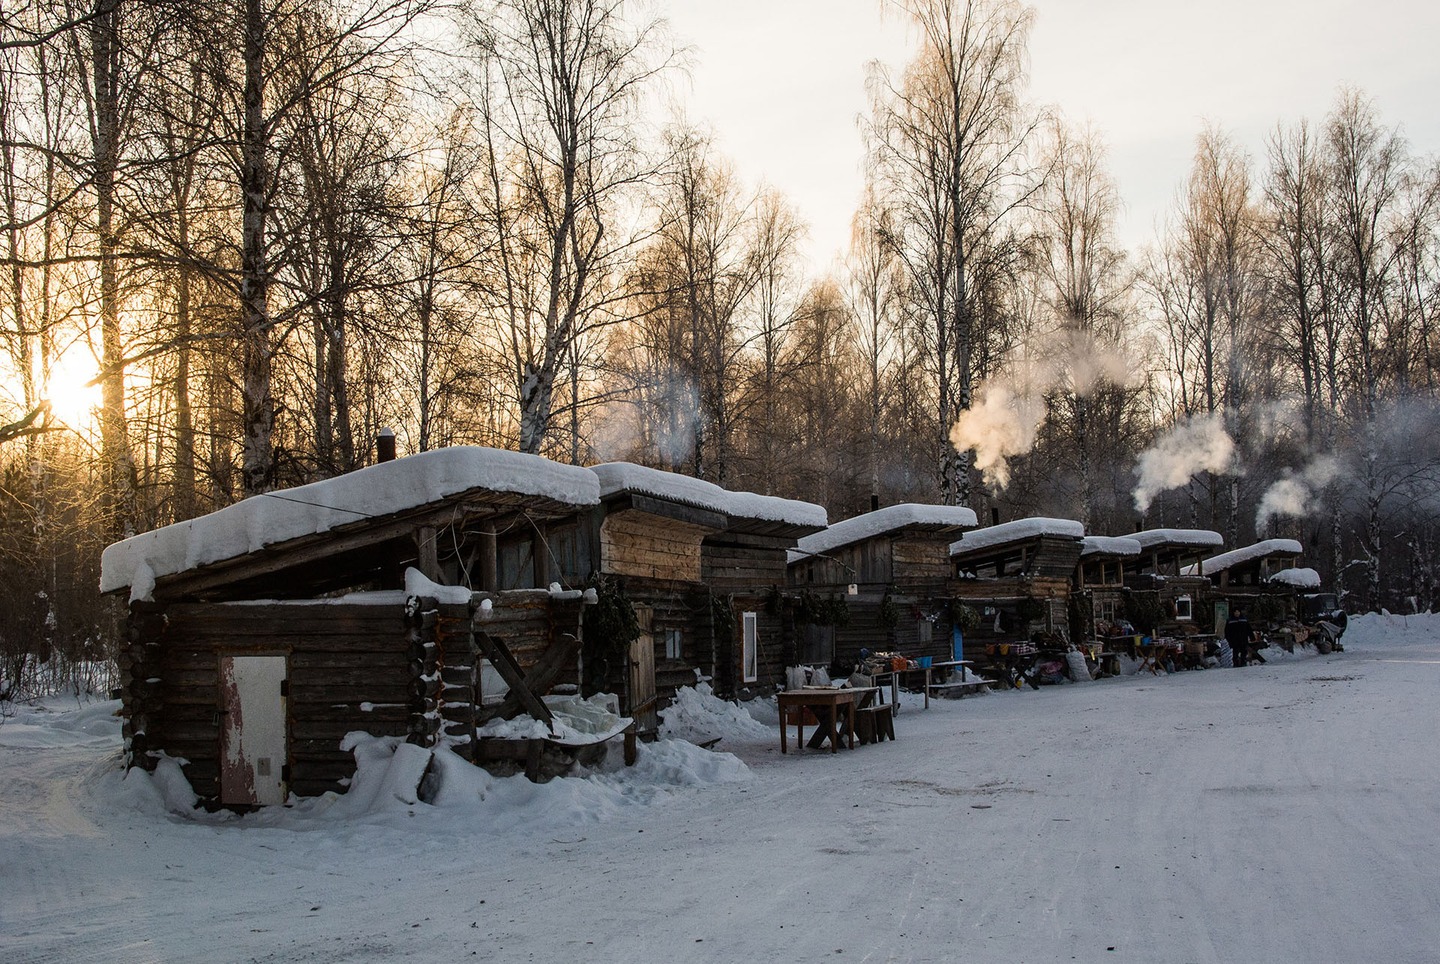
[662,0,1440,272]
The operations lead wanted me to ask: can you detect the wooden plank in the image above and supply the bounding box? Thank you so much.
[619,493,728,531]
[474,632,554,725]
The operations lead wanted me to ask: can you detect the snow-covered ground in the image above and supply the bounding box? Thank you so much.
[3,613,1438,963]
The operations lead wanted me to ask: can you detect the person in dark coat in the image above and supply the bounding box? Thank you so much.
[1225,609,1254,667]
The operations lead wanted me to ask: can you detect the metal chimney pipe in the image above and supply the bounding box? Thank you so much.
[870,493,880,512]
[990,506,1001,527]
[376,427,397,463]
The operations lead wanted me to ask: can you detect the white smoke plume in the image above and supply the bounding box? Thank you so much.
[590,376,700,467]
[1132,413,1237,512]
[950,329,1135,490]
[950,382,1048,489]
[1055,329,1134,397]
[1254,455,1341,530]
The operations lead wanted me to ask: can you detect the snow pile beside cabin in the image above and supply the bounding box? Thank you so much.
[1181,538,1303,576]
[949,517,1084,556]
[100,447,601,596]
[590,462,826,528]
[787,503,977,562]
[111,723,751,830]
[1080,535,1142,557]
[1269,567,1322,588]
[658,682,776,744]
[1130,528,1224,551]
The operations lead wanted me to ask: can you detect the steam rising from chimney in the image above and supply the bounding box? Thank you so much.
[1255,455,1340,530]
[591,375,700,467]
[949,382,1046,489]
[950,329,1134,490]
[1132,413,1236,512]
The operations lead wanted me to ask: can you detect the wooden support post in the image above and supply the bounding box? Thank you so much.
[532,521,549,589]
[479,524,497,592]
[416,526,440,582]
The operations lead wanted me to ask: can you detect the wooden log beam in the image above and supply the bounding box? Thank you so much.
[416,526,440,582]
[479,524,497,592]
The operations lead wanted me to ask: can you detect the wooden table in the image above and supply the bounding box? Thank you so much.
[1134,638,1183,674]
[868,663,939,711]
[927,659,992,697]
[778,687,871,753]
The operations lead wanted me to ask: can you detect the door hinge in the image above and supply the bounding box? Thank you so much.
[281,763,291,783]
[280,679,289,698]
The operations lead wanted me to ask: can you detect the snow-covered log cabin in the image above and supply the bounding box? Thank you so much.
[101,447,603,808]
[948,518,1086,645]
[554,464,826,726]
[1120,528,1225,635]
[1072,535,1143,640]
[786,504,978,673]
[1181,538,1310,627]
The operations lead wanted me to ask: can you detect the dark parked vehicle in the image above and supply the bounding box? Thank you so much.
[1299,592,1347,636]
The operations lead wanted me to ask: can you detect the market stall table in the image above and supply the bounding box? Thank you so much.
[926,659,993,698]
[867,666,929,711]
[778,687,874,753]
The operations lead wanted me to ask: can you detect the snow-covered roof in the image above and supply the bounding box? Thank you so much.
[101,446,601,594]
[949,517,1085,558]
[1269,567,1322,589]
[590,462,826,529]
[1081,535,1143,558]
[1129,528,1225,551]
[1181,539,1303,576]
[787,503,978,564]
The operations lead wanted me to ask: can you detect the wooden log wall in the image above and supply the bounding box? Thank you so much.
[701,535,793,698]
[601,510,707,581]
[406,597,478,755]
[471,590,587,706]
[746,598,789,697]
[892,537,951,585]
[612,577,713,709]
[701,536,790,592]
[121,600,413,801]
[120,590,589,805]
[119,604,169,769]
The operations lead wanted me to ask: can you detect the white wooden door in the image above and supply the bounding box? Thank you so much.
[219,655,288,806]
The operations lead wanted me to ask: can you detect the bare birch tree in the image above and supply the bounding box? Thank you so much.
[474,0,670,455]
[866,0,1040,506]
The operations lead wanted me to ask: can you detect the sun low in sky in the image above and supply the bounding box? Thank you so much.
[40,348,102,430]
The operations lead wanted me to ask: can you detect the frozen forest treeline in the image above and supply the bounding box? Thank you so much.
[1,0,1437,693]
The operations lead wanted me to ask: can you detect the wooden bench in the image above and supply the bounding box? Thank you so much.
[927,678,994,699]
[853,703,895,744]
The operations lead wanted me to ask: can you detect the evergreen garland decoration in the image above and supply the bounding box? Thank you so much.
[879,592,900,629]
[950,599,982,630]
[582,573,640,693]
[1123,590,1167,634]
[793,589,851,627]
[1016,597,1047,624]
[711,591,737,643]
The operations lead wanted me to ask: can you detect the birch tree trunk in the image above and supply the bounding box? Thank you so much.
[239,0,273,495]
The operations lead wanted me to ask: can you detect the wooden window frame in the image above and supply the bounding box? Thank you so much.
[742,611,758,683]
